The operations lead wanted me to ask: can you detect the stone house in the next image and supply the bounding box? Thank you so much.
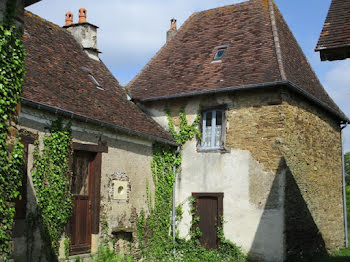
[127,0,349,261]
[315,0,350,61]
[8,0,350,261]
[12,10,176,261]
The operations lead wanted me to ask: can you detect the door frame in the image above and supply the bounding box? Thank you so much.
[192,193,224,248]
[69,143,107,254]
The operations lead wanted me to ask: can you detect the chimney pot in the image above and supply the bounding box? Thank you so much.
[79,8,87,23]
[167,18,178,42]
[170,18,177,30]
[65,11,73,26]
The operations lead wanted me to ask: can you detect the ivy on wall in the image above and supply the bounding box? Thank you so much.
[0,0,26,259]
[166,107,201,146]
[31,119,73,257]
[137,106,246,261]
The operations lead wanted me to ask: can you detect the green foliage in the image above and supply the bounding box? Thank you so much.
[136,209,145,256]
[0,141,24,258]
[91,244,133,262]
[347,186,350,241]
[4,0,18,26]
[137,107,246,261]
[31,119,73,256]
[174,237,246,262]
[73,257,84,262]
[64,237,70,259]
[345,152,350,186]
[0,17,26,259]
[166,107,201,145]
[142,143,180,260]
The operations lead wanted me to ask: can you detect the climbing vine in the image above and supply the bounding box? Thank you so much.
[0,0,26,259]
[137,106,246,261]
[166,107,201,146]
[31,119,73,257]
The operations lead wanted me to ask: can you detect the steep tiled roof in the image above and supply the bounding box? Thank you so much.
[128,0,347,122]
[271,3,344,116]
[23,11,175,144]
[315,0,350,59]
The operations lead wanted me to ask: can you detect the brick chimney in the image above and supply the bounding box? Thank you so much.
[63,8,101,61]
[167,18,177,42]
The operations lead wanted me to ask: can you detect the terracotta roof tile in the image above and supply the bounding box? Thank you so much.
[129,0,280,100]
[316,0,350,52]
[23,11,174,143]
[273,3,344,116]
[128,0,347,121]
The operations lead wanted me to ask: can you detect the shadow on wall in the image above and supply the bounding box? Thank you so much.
[247,158,329,262]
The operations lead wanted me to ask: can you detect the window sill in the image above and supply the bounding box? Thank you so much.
[197,147,230,153]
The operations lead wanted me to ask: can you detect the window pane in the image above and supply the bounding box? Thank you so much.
[206,111,212,127]
[205,126,212,147]
[215,111,222,147]
[215,125,222,147]
[216,111,222,126]
[202,110,224,149]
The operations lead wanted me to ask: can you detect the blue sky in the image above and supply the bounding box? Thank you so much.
[27,0,350,152]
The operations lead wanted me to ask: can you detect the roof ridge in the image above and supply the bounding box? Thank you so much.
[25,10,67,33]
[268,0,286,80]
[195,0,250,15]
[269,1,347,120]
[25,10,105,65]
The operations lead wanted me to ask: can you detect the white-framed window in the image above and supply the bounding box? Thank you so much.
[201,109,225,150]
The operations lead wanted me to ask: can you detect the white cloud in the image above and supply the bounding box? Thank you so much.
[324,60,350,152]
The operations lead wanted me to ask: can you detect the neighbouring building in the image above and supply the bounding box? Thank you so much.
[12,10,176,261]
[315,0,350,61]
[128,0,349,261]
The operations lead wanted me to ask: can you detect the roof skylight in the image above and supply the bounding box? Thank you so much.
[214,49,226,60]
[88,74,104,90]
[212,44,229,61]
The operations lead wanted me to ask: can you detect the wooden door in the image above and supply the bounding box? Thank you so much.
[193,193,223,249]
[70,151,95,254]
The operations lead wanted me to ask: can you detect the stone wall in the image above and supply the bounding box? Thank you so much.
[14,105,154,261]
[143,90,287,261]
[281,90,344,260]
[143,87,344,261]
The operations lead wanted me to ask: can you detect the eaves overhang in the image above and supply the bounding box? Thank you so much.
[315,46,350,62]
[24,0,42,7]
[21,98,178,146]
[137,80,350,124]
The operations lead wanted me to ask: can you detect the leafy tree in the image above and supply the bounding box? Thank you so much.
[345,152,350,186]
